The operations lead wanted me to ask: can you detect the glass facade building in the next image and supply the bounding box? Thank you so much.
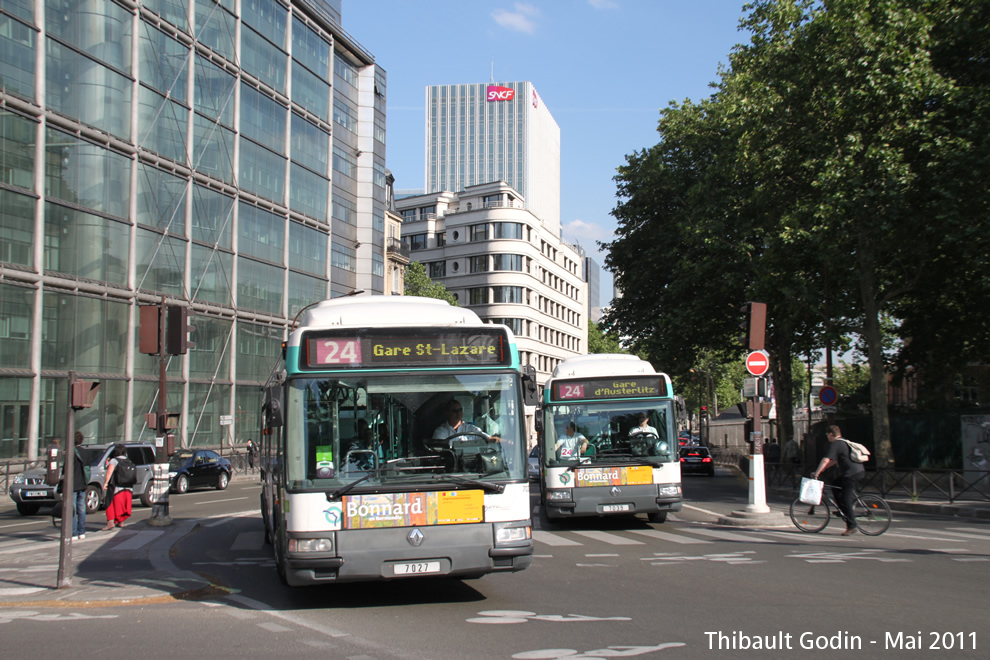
[0,0,386,458]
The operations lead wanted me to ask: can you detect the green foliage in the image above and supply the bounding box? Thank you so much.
[604,0,990,465]
[403,262,458,306]
[588,320,625,354]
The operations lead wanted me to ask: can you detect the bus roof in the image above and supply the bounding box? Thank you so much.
[551,353,658,379]
[295,295,484,331]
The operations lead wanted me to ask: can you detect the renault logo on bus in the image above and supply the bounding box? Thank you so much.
[407,527,424,547]
[487,85,514,101]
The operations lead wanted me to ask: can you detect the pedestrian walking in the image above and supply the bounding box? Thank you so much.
[101,444,134,530]
[71,431,88,540]
[247,439,257,473]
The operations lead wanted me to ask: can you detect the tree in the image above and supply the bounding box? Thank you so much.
[403,262,458,306]
[605,0,990,467]
[588,320,624,354]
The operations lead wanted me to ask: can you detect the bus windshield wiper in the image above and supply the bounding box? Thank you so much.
[327,463,404,501]
[430,474,505,493]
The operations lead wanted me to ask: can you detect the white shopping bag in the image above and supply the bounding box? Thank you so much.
[799,477,823,505]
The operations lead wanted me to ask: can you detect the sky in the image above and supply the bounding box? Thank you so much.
[343,1,753,305]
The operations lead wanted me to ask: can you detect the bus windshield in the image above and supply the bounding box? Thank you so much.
[285,372,525,489]
[542,400,676,467]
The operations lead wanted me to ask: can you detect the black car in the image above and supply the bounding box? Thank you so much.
[679,445,715,477]
[168,449,232,493]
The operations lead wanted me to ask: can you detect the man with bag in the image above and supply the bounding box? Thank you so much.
[812,425,866,536]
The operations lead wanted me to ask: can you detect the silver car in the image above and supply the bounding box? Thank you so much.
[8,443,157,515]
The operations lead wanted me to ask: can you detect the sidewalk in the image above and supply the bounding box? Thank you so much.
[0,516,221,609]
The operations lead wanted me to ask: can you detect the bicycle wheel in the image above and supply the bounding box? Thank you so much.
[853,494,891,536]
[789,497,830,532]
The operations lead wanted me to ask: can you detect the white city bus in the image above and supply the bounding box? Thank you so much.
[259,296,538,585]
[538,354,682,522]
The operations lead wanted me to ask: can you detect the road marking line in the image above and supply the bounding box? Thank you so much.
[684,528,775,543]
[111,530,165,551]
[532,531,582,546]
[626,529,712,544]
[572,530,644,545]
[901,527,988,540]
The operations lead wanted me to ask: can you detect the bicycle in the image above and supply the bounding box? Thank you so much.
[789,482,891,536]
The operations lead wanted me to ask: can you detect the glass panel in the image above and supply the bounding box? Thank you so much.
[330,242,354,272]
[241,25,286,93]
[137,163,187,234]
[289,162,328,222]
[235,386,263,445]
[140,21,189,102]
[287,270,327,320]
[241,0,286,49]
[493,286,523,304]
[43,202,129,284]
[0,110,35,190]
[191,184,233,248]
[40,293,128,373]
[135,227,186,295]
[333,56,357,88]
[143,0,189,32]
[138,86,189,164]
[192,114,234,183]
[194,57,235,126]
[45,128,131,218]
[288,221,326,276]
[131,380,181,444]
[291,64,329,121]
[241,83,286,154]
[2,0,33,22]
[332,195,355,226]
[237,256,284,315]
[236,321,283,382]
[0,189,34,267]
[331,145,355,179]
[0,14,35,101]
[187,382,228,448]
[45,40,132,140]
[290,114,328,175]
[332,97,356,133]
[44,0,131,72]
[493,254,523,271]
[291,16,329,81]
[239,139,285,204]
[188,314,232,380]
[190,243,233,304]
[238,201,284,264]
[543,400,676,466]
[0,282,33,369]
[194,0,235,62]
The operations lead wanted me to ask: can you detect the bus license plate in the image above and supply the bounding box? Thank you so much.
[25,491,48,497]
[602,504,631,513]
[393,561,441,576]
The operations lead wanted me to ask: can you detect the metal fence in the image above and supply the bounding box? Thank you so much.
[712,448,990,503]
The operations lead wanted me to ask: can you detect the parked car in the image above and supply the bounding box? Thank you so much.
[8,443,157,516]
[527,445,540,481]
[169,449,232,494]
[679,445,715,477]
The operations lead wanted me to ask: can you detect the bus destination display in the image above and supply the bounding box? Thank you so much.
[304,328,509,369]
[551,376,667,401]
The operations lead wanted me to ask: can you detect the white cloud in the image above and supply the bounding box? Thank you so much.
[562,219,614,251]
[491,3,540,34]
[588,0,619,8]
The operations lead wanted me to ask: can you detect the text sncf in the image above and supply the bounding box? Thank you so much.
[487,85,515,101]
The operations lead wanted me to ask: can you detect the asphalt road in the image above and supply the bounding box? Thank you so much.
[2,467,988,659]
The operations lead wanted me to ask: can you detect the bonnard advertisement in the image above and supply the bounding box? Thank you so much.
[576,465,653,488]
[344,491,484,529]
[487,85,515,101]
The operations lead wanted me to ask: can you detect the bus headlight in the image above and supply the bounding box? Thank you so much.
[288,538,333,553]
[494,522,532,546]
[547,489,572,502]
[658,484,682,497]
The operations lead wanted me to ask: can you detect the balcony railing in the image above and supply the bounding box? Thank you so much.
[387,237,410,259]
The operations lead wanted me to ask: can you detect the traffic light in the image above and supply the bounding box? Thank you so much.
[139,304,162,355]
[700,406,708,418]
[739,302,767,351]
[166,305,195,355]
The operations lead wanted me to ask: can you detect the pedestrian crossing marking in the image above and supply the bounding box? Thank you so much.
[685,528,776,543]
[948,527,990,536]
[532,530,582,546]
[572,530,645,545]
[900,528,987,540]
[626,529,712,544]
[111,530,165,551]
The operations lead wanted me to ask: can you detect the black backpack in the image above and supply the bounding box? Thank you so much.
[114,457,137,487]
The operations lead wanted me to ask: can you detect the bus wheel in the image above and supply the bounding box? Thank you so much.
[648,511,667,524]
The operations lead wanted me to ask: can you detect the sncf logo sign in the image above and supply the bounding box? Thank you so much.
[487,85,515,101]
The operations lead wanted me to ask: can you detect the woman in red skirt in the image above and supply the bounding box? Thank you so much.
[101,444,132,530]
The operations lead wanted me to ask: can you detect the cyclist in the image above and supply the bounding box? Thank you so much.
[812,425,865,536]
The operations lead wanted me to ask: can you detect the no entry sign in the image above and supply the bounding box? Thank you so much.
[745,351,770,376]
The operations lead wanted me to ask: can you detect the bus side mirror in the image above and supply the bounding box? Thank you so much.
[534,410,544,434]
[522,365,539,407]
[264,385,283,428]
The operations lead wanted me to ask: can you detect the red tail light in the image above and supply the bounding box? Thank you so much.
[702,457,712,463]
[679,457,685,462]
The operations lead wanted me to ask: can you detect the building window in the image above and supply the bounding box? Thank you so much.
[332,145,356,179]
[331,243,355,272]
[470,223,488,242]
[333,97,357,132]
[435,232,446,247]
[334,55,358,87]
[429,261,446,278]
[406,234,427,251]
[333,195,356,225]
[493,254,523,271]
[493,286,523,304]
[469,287,488,305]
[401,208,418,222]
[469,255,488,273]
[494,222,522,240]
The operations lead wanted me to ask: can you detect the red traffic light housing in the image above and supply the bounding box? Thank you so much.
[166,305,195,355]
[139,305,161,355]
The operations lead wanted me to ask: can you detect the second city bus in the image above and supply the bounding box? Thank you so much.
[537,354,682,522]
